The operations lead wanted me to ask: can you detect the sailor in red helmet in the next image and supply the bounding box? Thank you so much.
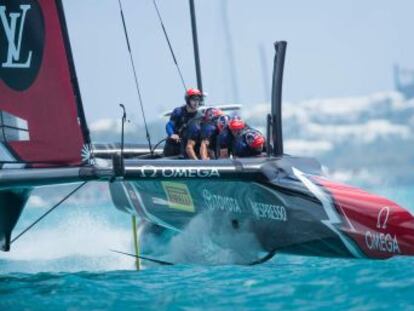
[199,107,227,160]
[164,88,204,157]
[218,115,265,158]
[234,128,265,157]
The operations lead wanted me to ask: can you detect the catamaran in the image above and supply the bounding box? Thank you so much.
[0,0,413,264]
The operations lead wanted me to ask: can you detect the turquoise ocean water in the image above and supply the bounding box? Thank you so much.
[0,184,413,310]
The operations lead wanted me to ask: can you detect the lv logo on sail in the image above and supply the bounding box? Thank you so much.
[0,4,32,69]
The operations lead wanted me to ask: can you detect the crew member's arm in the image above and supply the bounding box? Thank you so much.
[200,139,210,160]
[185,121,201,160]
[218,131,230,159]
[166,109,180,142]
[199,124,212,160]
[186,140,198,160]
[166,121,179,141]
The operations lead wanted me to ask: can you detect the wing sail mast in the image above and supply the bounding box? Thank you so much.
[189,0,204,95]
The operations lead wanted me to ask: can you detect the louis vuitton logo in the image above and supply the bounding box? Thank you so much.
[0,1,44,91]
[0,4,32,69]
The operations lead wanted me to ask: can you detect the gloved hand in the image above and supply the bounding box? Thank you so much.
[169,134,180,142]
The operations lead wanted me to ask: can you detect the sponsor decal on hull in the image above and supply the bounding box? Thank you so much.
[249,199,287,222]
[365,231,400,254]
[364,206,401,254]
[162,182,195,213]
[202,189,241,214]
[139,165,220,178]
[315,177,414,258]
[376,206,390,229]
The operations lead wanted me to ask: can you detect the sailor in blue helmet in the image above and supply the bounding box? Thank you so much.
[218,115,265,158]
[164,88,204,157]
[199,108,228,160]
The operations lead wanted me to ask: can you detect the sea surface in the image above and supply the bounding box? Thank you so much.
[0,183,413,310]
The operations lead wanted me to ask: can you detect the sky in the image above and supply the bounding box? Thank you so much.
[62,0,414,125]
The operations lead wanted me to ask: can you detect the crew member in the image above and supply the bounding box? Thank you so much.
[184,116,202,159]
[199,108,227,160]
[164,88,204,156]
[234,128,265,157]
[218,115,265,158]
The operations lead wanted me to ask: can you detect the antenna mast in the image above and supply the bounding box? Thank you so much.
[271,41,287,156]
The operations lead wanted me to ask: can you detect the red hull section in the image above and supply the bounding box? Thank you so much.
[318,178,414,259]
[0,0,86,166]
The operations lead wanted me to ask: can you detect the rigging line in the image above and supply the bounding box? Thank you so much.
[10,182,88,245]
[110,249,174,266]
[117,0,153,154]
[111,248,276,266]
[152,0,187,92]
[150,137,167,154]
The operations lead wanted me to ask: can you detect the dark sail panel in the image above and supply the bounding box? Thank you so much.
[0,0,88,167]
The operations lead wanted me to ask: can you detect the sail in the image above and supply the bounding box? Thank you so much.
[0,0,89,167]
